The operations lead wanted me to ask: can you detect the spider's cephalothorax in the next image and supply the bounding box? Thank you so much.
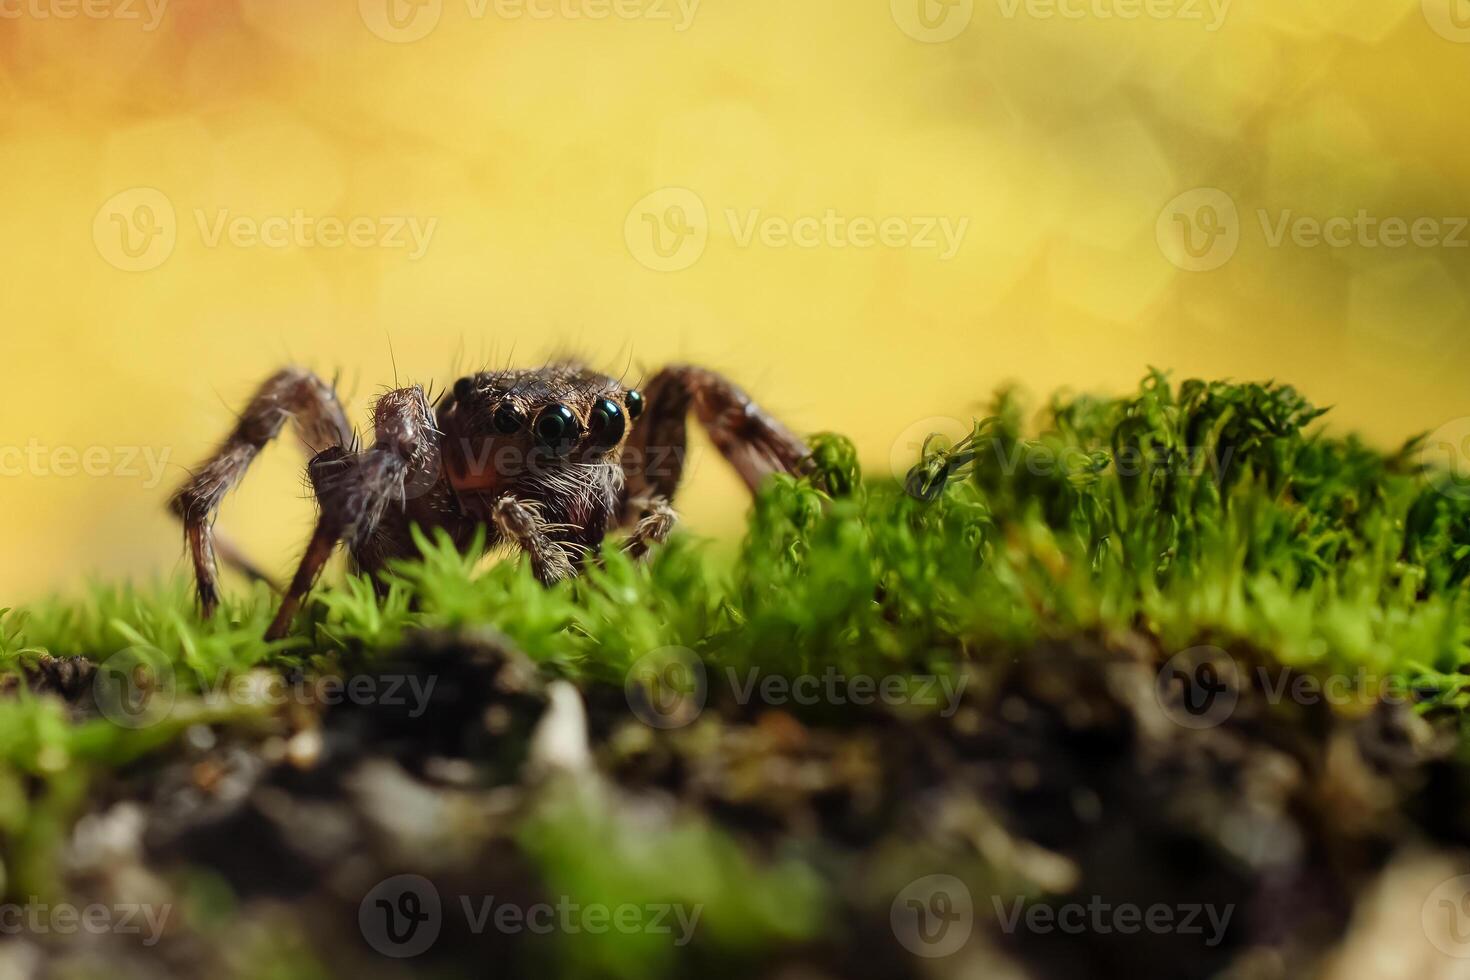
[169,360,811,640]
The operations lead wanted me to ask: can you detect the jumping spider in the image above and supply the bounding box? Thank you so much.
[170,363,812,641]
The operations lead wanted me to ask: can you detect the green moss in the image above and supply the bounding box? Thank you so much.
[4,371,1470,969]
[7,369,1470,754]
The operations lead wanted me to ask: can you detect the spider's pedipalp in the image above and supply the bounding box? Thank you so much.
[265,384,444,641]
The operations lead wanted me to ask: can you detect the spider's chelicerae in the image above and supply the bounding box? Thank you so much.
[169,362,812,640]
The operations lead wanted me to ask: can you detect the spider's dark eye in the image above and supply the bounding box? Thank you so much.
[493,404,524,434]
[625,389,644,420]
[533,404,580,456]
[453,377,476,404]
[587,398,625,451]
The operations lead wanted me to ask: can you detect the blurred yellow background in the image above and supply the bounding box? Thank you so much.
[1,0,1467,601]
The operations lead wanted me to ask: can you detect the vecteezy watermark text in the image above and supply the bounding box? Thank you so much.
[0,900,171,946]
[1154,645,1421,730]
[625,189,969,272]
[359,875,702,958]
[92,650,440,730]
[1158,188,1469,272]
[359,0,701,43]
[1257,210,1470,251]
[0,0,168,29]
[193,210,437,259]
[994,0,1230,30]
[624,647,968,730]
[93,188,438,273]
[992,895,1233,947]
[890,0,1228,42]
[726,667,967,717]
[888,413,1247,488]
[724,209,968,260]
[889,875,1233,959]
[0,441,171,488]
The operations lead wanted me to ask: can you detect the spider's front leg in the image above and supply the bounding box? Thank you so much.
[171,368,353,618]
[618,364,812,526]
[265,386,441,642]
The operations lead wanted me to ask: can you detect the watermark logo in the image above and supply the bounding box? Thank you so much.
[360,0,443,42]
[897,429,1249,501]
[1423,0,1470,42]
[1157,188,1239,272]
[92,646,177,730]
[1423,875,1470,958]
[448,439,693,501]
[93,189,438,271]
[891,874,974,958]
[1154,645,1239,730]
[891,0,974,42]
[94,188,177,273]
[625,645,707,729]
[1159,188,1468,271]
[626,189,968,271]
[360,874,443,958]
[93,660,440,730]
[625,188,709,273]
[1155,647,1417,730]
[1420,417,1470,501]
[624,648,968,729]
[359,877,701,955]
[894,878,1237,956]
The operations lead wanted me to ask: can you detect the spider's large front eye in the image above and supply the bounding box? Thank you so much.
[587,398,625,451]
[493,404,524,434]
[533,404,580,456]
[625,389,644,420]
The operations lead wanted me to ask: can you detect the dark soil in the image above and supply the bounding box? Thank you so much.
[15,627,1470,979]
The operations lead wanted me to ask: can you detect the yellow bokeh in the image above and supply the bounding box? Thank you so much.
[0,0,1467,600]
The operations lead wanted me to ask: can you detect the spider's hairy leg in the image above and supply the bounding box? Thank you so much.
[619,364,811,522]
[492,496,576,585]
[620,495,677,561]
[170,368,353,618]
[265,386,440,642]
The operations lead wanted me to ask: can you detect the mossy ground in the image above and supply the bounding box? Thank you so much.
[3,372,1470,978]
